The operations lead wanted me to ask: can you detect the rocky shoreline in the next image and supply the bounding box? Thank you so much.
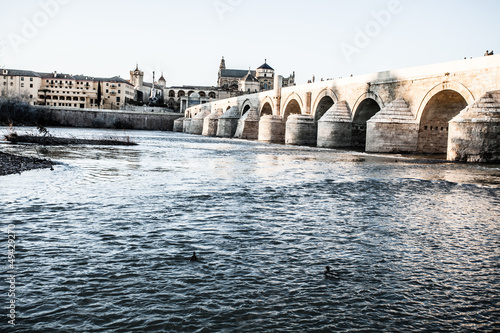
[0,152,55,176]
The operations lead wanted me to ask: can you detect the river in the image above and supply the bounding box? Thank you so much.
[1,127,499,332]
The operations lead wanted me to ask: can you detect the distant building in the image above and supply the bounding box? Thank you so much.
[1,58,296,113]
[0,68,134,109]
[0,69,42,104]
[217,57,295,93]
[130,65,223,113]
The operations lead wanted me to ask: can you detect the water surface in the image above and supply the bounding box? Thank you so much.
[1,127,499,332]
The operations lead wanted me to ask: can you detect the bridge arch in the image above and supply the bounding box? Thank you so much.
[352,92,384,148]
[416,81,474,154]
[241,99,252,116]
[312,88,338,122]
[260,96,274,116]
[282,93,303,121]
[416,81,475,123]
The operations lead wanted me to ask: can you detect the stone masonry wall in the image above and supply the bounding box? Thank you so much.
[38,107,182,131]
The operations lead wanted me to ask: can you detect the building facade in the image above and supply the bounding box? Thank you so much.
[0,68,134,109]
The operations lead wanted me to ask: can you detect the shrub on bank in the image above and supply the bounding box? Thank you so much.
[0,98,40,126]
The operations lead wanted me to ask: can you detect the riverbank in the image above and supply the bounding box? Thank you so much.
[5,134,138,146]
[0,152,55,176]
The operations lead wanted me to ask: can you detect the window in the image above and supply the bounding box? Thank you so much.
[30,78,33,82]
[116,97,120,102]
[118,90,121,93]
[30,84,33,88]
[21,83,24,87]
[21,77,24,81]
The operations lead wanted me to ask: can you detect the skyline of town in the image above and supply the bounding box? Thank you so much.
[0,0,499,87]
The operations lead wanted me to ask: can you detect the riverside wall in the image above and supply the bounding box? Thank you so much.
[37,107,183,131]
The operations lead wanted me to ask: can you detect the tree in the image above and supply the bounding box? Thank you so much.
[97,80,102,109]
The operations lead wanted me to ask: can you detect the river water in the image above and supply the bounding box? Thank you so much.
[1,127,499,332]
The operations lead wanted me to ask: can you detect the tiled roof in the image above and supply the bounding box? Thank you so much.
[243,70,258,83]
[1,69,41,77]
[221,69,256,78]
[168,85,218,91]
[257,62,274,71]
[1,68,132,85]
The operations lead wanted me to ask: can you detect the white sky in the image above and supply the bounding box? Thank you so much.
[0,0,499,86]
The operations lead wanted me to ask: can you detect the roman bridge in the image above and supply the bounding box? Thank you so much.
[179,55,500,162]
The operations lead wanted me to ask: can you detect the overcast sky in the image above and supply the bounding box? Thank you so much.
[0,0,499,87]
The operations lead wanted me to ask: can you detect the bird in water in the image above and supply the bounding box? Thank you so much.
[324,265,339,279]
[190,252,199,262]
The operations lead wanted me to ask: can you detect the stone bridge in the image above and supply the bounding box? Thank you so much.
[180,55,500,162]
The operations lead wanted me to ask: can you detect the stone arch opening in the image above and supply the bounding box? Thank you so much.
[178,90,185,97]
[283,99,302,122]
[261,102,273,116]
[242,104,251,115]
[417,89,468,154]
[352,98,381,148]
[199,91,206,97]
[314,96,335,122]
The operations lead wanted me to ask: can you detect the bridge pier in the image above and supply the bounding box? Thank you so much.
[235,107,260,139]
[285,114,316,146]
[183,118,192,133]
[203,108,223,136]
[189,108,211,135]
[258,115,285,143]
[448,91,500,162]
[366,97,419,153]
[173,117,185,132]
[217,106,240,138]
[317,101,352,148]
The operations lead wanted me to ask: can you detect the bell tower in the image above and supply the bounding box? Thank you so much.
[218,56,226,87]
[130,63,144,89]
[219,56,226,71]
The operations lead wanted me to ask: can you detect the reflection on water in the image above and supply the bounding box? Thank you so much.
[1,127,499,332]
